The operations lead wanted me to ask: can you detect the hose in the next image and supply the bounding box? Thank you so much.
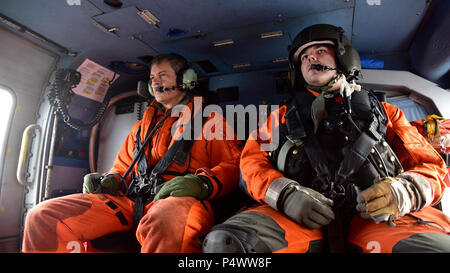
[88,90,138,172]
[48,69,115,131]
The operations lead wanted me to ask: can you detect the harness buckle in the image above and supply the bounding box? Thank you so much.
[127,173,164,203]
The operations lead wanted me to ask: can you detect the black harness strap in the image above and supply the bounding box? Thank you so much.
[127,104,206,231]
[284,89,391,252]
[335,90,388,186]
[134,126,149,178]
[288,92,331,184]
[148,137,194,195]
[147,107,206,198]
[130,136,195,230]
[287,90,389,196]
[117,107,168,194]
[335,131,377,185]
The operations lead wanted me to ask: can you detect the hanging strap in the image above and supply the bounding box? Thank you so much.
[147,105,207,197]
[147,135,195,197]
[288,92,331,184]
[335,89,388,185]
[128,104,206,233]
[120,109,172,195]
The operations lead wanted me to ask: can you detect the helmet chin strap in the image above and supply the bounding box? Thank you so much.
[305,74,340,93]
[305,72,362,95]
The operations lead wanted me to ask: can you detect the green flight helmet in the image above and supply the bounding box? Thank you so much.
[288,24,361,89]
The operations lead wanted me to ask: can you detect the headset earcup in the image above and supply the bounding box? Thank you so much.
[181,68,198,90]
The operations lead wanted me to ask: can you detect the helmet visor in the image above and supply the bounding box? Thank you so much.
[292,40,335,63]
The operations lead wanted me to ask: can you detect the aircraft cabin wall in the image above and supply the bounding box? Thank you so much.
[0,0,449,253]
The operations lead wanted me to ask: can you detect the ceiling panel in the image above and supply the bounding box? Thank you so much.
[352,0,429,55]
[127,0,354,35]
[140,7,355,75]
[0,0,441,81]
[92,6,153,37]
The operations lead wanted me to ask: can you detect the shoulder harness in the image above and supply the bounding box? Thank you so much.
[270,88,404,202]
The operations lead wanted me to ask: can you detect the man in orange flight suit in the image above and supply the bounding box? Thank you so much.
[22,53,242,253]
[202,24,450,253]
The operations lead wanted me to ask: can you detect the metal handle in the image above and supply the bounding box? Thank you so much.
[17,124,41,187]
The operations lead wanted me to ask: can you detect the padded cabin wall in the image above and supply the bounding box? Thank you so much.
[409,0,450,89]
[208,68,291,107]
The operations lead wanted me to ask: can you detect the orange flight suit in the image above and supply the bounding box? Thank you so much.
[239,95,450,252]
[23,96,242,252]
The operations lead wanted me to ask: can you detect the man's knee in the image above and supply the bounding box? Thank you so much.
[23,202,60,252]
[137,205,172,239]
[137,197,200,239]
[202,224,270,253]
[202,228,247,253]
[25,202,56,231]
[202,210,288,253]
[137,197,211,252]
[393,233,450,253]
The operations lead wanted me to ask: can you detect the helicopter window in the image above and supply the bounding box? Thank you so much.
[0,85,16,189]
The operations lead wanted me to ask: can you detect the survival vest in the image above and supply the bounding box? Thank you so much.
[268,88,405,252]
[269,88,403,207]
[118,103,206,231]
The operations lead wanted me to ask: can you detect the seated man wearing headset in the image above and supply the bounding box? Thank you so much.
[22,53,243,253]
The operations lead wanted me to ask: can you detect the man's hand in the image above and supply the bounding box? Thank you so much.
[83,173,119,195]
[356,176,415,224]
[281,184,335,229]
[153,174,210,202]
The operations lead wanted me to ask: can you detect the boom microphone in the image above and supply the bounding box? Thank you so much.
[155,86,177,92]
[311,64,336,71]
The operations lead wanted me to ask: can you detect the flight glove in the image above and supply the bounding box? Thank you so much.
[281,184,335,229]
[153,174,210,201]
[356,176,421,225]
[83,172,119,195]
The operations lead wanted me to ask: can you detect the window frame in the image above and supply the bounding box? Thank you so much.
[0,84,17,190]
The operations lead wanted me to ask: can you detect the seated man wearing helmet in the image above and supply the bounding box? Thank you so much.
[202,24,450,253]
